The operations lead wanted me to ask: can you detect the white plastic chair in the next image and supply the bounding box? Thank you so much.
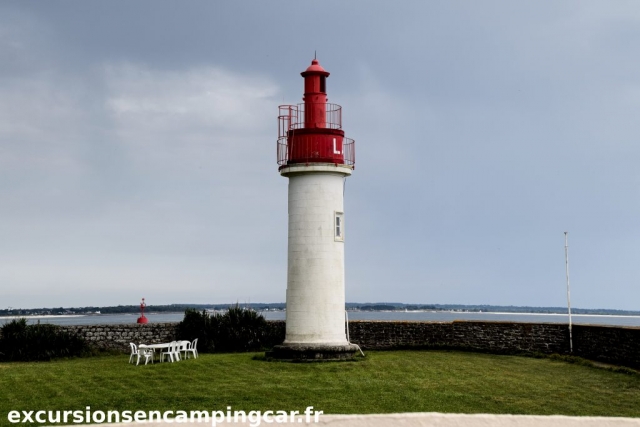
[160,342,173,362]
[172,341,182,362]
[182,338,198,359]
[177,340,190,359]
[160,341,180,363]
[129,343,138,364]
[130,343,154,366]
[137,345,154,366]
[184,338,198,359]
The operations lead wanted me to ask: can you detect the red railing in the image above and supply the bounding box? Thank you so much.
[278,103,342,137]
[343,137,355,167]
[277,136,355,167]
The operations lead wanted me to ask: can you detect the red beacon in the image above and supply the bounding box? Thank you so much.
[136,297,148,324]
[277,59,355,168]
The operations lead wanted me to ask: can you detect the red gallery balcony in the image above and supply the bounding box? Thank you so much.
[277,103,355,168]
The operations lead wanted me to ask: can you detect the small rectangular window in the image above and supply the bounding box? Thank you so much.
[335,211,344,241]
[320,76,326,93]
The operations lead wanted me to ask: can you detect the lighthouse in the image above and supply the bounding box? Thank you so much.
[269,58,358,361]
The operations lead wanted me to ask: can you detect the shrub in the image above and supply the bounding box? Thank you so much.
[176,309,216,353]
[0,318,87,362]
[176,305,279,353]
[215,305,268,352]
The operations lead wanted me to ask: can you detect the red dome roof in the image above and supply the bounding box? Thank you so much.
[301,59,329,77]
[306,59,325,72]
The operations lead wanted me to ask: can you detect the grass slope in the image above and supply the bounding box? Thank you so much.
[1,350,639,426]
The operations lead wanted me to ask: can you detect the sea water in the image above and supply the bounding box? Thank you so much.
[2,311,640,327]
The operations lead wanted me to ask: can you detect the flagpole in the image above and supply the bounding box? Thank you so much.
[564,231,573,353]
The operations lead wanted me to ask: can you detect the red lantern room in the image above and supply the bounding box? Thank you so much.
[277,59,355,168]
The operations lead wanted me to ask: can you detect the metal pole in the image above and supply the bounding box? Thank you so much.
[564,232,573,353]
[345,310,350,343]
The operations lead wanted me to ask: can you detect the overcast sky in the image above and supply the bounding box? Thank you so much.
[1,1,639,310]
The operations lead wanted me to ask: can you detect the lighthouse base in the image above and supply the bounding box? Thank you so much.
[266,343,359,362]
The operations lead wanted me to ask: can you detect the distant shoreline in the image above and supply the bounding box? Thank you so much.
[436,311,640,319]
[3,311,640,320]
[0,315,87,319]
[0,312,183,319]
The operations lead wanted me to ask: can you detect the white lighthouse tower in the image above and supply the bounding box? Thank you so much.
[269,58,358,360]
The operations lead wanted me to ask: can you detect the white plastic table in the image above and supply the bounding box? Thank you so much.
[139,341,189,362]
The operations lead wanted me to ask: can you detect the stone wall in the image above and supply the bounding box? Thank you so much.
[573,324,640,369]
[346,321,640,368]
[61,323,178,352]
[57,320,640,369]
[347,321,570,354]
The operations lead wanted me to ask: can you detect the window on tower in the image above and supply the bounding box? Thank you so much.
[320,76,326,93]
[335,212,344,242]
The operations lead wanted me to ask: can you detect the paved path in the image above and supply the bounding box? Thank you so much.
[78,413,640,427]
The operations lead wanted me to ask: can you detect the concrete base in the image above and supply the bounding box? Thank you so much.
[266,343,359,362]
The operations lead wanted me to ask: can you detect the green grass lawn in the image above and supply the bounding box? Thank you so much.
[1,350,639,426]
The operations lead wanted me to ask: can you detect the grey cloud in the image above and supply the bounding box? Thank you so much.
[1,1,639,310]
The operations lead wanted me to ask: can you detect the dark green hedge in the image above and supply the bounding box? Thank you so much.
[176,305,283,353]
[0,318,88,362]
